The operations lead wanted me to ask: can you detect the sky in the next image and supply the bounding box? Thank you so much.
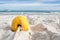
[0,0,60,11]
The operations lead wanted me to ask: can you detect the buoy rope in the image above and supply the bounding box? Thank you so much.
[13,27,21,40]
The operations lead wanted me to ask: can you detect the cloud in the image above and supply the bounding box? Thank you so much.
[5,3,40,6]
[0,0,60,4]
[38,0,57,2]
[36,0,60,4]
[0,0,60,10]
[0,3,60,10]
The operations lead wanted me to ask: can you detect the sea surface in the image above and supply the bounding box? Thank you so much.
[0,11,60,15]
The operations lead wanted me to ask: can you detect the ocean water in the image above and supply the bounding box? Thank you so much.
[0,12,60,15]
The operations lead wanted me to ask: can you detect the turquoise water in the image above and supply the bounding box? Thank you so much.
[0,11,60,15]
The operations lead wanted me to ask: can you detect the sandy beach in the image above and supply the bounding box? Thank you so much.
[0,12,60,40]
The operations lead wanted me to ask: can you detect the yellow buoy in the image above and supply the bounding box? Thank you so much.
[11,16,28,32]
